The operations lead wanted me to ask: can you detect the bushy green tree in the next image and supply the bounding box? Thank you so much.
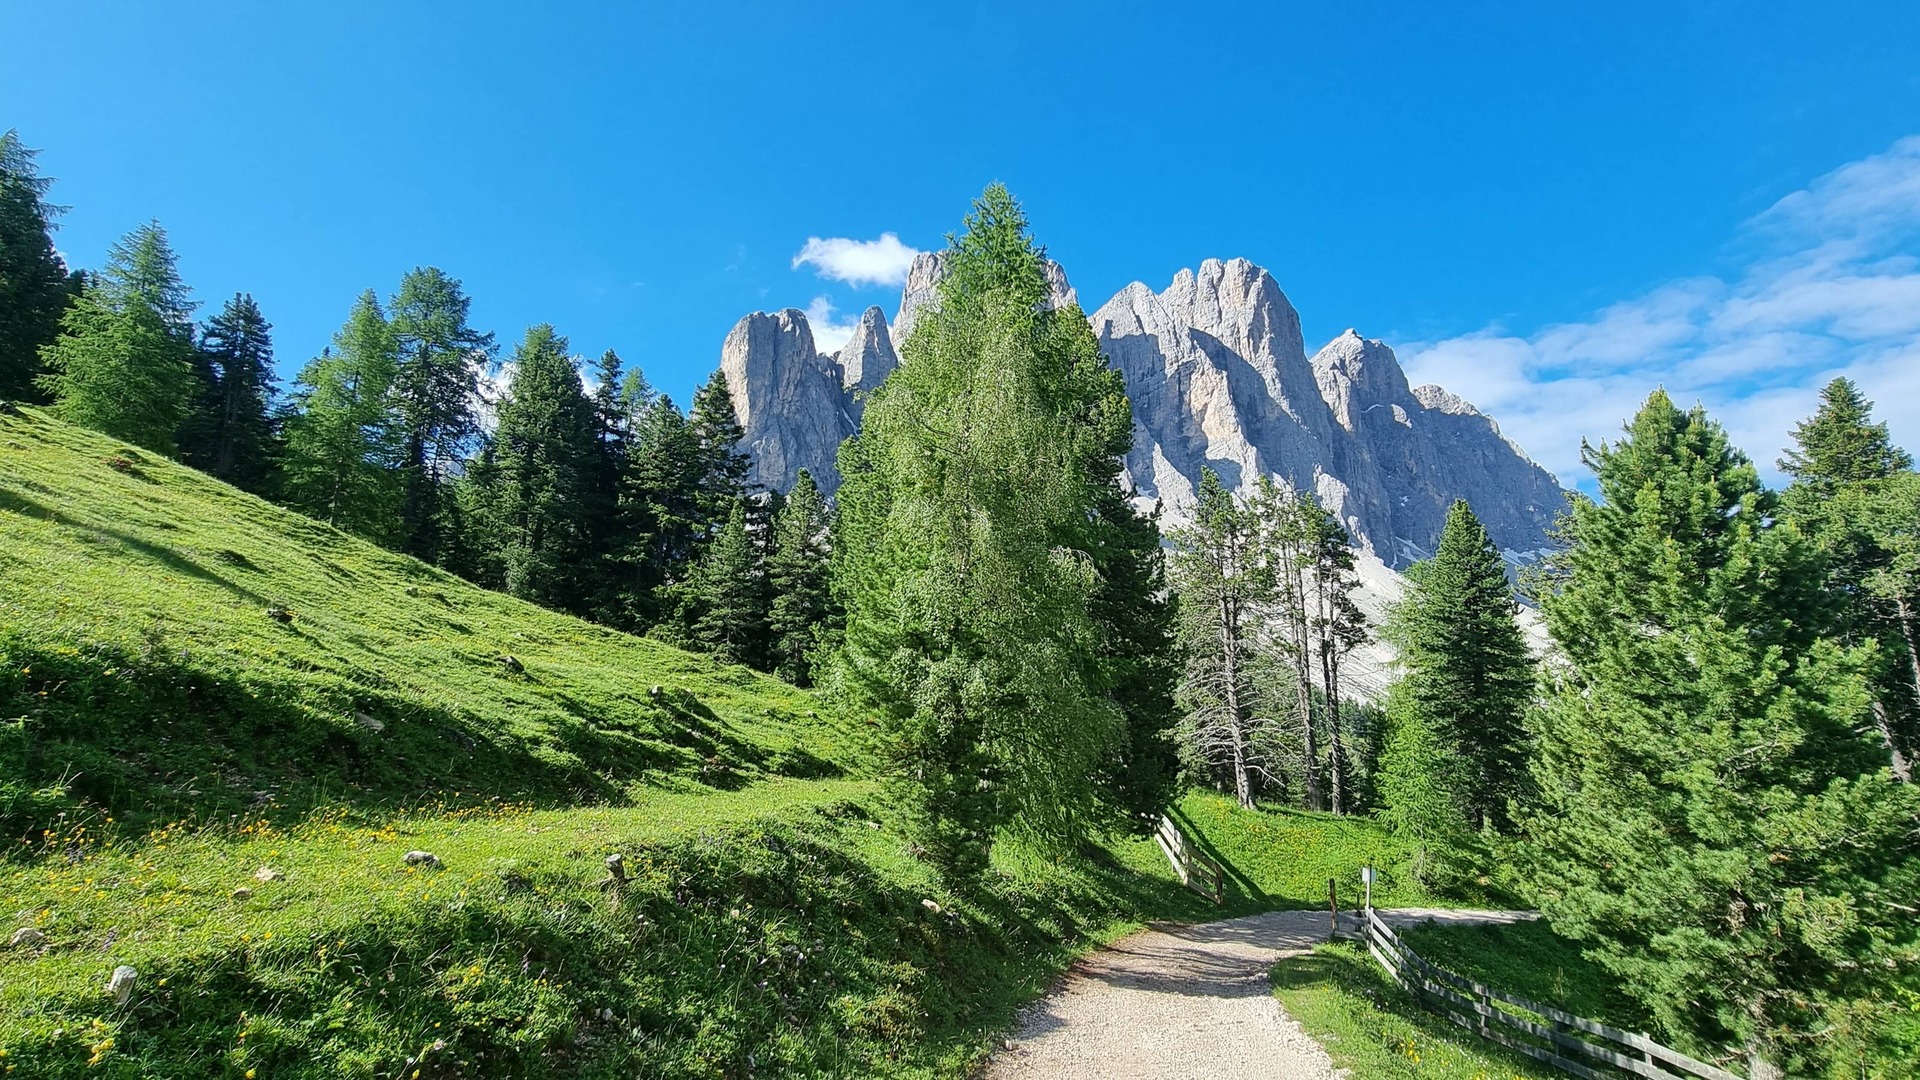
[1377,682,1470,886]
[388,267,495,562]
[831,184,1131,874]
[1780,378,1919,782]
[1521,390,1920,1078]
[487,325,600,613]
[766,469,833,685]
[279,290,403,541]
[1383,499,1534,828]
[681,500,769,667]
[0,131,74,404]
[38,221,197,453]
[618,393,704,631]
[688,370,750,518]
[181,293,277,491]
[1086,484,1180,829]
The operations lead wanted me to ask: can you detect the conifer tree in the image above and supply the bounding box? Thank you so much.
[488,325,600,614]
[1301,498,1367,814]
[687,370,750,522]
[1781,379,1919,780]
[0,131,73,404]
[1521,390,1920,1078]
[279,290,403,541]
[619,392,704,630]
[766,469,833,685]
[181,293,277,491]
[832,184,1130,874]
[1086,484,1181,828]
[1377,681,1469,885]
[1384,499,1534,828]
[39,221,197,453]
[681,500,769,667]
[387,267,495,562]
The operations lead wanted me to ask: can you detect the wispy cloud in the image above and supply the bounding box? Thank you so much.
[792,232,921,287]
[1400,135,1920,488]
[805,296,859,353]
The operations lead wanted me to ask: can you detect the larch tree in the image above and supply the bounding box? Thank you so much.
[766,469,833,685]
[488,325,601,614]
[278,290,404,541]
[387,266,495,563]
[38,220,197,453]
[1384,499,1534,828]
[1520,390,1920,1079]
[0,130,74,404]
[831,184,1131,875]
[182,293,277,491]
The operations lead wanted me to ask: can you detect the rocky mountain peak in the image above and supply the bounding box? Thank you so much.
[837,306,898,421]
[719,308,851,493]
[1311,329,1413,433]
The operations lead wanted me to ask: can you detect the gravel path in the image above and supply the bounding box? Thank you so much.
[980,907,1533,1080]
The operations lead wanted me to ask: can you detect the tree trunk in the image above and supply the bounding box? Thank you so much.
[1323,634,1347,815]
[1884,596,1920,782]
[1286,573,1320,811]
[1872,701,1913,783]
[1745,1010,1784,1080]
[1220,595,1253,810]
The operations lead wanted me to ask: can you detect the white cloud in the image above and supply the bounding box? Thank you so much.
[805,296,859,353]
[1400,136,1920,489]
[792,232,921,287]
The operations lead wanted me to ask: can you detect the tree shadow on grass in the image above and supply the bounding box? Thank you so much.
[0,486,271,608]
[1166,802,1274,911]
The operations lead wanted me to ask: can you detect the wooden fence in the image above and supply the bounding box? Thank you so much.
[1360,905,1743,1080]
[1153,813,1224,905]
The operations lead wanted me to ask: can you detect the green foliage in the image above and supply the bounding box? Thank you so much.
[180,293,278,492]
[681,500,769,667]
[686,370,749,522]
[1377,684,1472,889]
[1520,389,1920,1074]
[1780,377,1913,493]
[487,325,601,615]
[1383,500,1534,830]
[38,221,197,453]
[766,470,833,685]
[0,130,73,404]
[831,184,1134,875]
[1085,484,1180,829]
[617,392,704,630]
[387,267,496,563]
[278,290,404,542]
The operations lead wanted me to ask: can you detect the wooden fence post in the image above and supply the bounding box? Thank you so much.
[1328,878,1338,941]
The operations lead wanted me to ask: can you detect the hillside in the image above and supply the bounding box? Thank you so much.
[0,407,1217,1078]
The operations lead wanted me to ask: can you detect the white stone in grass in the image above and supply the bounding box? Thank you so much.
[8,927,47,949]
[403,850,442,868]
[253,866,283,882]
[108,965,137,1005]
[231,886,253,900]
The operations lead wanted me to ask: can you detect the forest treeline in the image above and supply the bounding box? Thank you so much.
[5,129,1918,1076]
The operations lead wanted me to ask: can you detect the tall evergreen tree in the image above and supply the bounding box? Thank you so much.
[487,325,601,614]
[38,221,196,453]
[681,500,769,667]
[1781,379,1919,781]
[618,392,704,631]
[1384,499,1534,828]
[1301,498,1367,814]
[279,290,403,541]
[181,293,277,490]
[582,349,640,622]
[1377,680,1470,885]
[387,267,495,562]
[832,184,1130,874]
[1521,390,1920,1078]
[687,370,750,522]
[766,469,833,685]
[1086,484,1181,828]
[0,130,73,404]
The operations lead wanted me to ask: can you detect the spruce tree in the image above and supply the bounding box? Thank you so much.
[619,392,704,631]
[1086,483,1180,828]
[181,294,277,491]
[1781,377,1912,494]
[488,325,600,614]
[766,469,833,685]
[1377,680,1470,885]
[38,221,197,453]
[682,500,769,667]
[1521,390,1920,1078]
[1385,499,1534,828]
[387,267,495,562]
[831,184,1130,873]
[582,349,640,621]
[279,290,403,541]
[687,370,751,521]
[0,131,73,404]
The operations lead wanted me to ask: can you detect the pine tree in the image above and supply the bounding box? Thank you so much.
[1377,681,1470,886]
[687,370,750,522]
[1259,484,1324,809]
[279,290,403,541]
[831,184,1129,874]
[1301,498,1368,815]
[181,294,277,491]
[766,469,833,685]
[618,392,704,631]
[0,131,73,404]
[38,221,197,453]
[1521,390,1920,1078]
[582,349,640,622]
[488,325,600,614]
[387,267,495,563]
[1384,499,1534,828]
[1170,469,1272,809]
[682,500,769,666]
[1087,484,1181,828]
[1781,379,1919,781]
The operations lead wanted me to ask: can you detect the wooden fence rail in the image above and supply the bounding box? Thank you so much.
[1360,905,1742,1080]
[1154,813,1224,905]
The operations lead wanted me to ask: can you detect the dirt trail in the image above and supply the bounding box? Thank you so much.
[980,907,1532,1080]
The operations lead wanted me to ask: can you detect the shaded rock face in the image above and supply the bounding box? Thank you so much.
[719,255,1565,567]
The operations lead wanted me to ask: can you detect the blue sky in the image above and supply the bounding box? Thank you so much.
[9,2,1919,485]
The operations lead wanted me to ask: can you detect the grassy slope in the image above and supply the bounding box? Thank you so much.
[1272,921,1646,1080]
